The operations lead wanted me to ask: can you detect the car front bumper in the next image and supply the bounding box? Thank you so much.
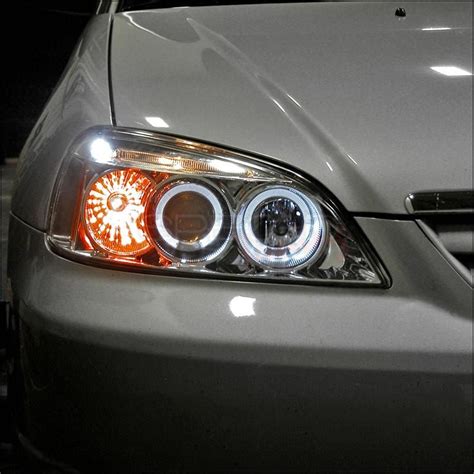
[7,214,472,471]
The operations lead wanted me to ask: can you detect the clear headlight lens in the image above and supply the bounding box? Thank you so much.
[48,127,389,286]
[150,179,232,263]
[236,186,326,270]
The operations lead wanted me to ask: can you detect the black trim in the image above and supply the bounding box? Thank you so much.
[107,16,117,126]
[353,212,414,221]
[405,191,474,215]
[118,0,326,12]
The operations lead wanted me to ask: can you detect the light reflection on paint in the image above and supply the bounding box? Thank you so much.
[346,154,358,166]
[229,296,256,318]
[272,99,286,114]
[430,66,472,76]
[422,27,451,31]
[145,116,170,128]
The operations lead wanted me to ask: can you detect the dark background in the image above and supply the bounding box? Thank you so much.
[0,0,97,159]
[1,4,97,471]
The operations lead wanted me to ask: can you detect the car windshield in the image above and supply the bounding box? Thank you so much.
[119,0,327,11]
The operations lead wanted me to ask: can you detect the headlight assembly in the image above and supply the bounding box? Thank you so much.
[48,127,389,286]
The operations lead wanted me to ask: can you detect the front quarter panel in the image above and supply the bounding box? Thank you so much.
[11,14,113,231]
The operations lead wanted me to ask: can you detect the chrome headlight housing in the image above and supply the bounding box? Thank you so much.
[48,127,389,286]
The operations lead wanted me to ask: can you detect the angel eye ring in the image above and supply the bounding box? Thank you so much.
[49,128,388,286]
[149,180,232,263]
[236,186,327,270]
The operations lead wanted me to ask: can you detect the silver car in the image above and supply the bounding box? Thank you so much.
[5,0,472,471]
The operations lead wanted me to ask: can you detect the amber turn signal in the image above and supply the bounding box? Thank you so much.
[83,169,154,256]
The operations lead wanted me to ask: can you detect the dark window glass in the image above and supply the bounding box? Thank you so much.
[119,0,323,11]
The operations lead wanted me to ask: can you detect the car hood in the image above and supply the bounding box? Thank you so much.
[110,2,472,214]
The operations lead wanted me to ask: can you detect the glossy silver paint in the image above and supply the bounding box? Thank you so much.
[8,214,472,373]
[111,2,472,215]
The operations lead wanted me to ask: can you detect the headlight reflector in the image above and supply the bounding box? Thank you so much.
[150,180,232,263]
[236,186,326,270]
